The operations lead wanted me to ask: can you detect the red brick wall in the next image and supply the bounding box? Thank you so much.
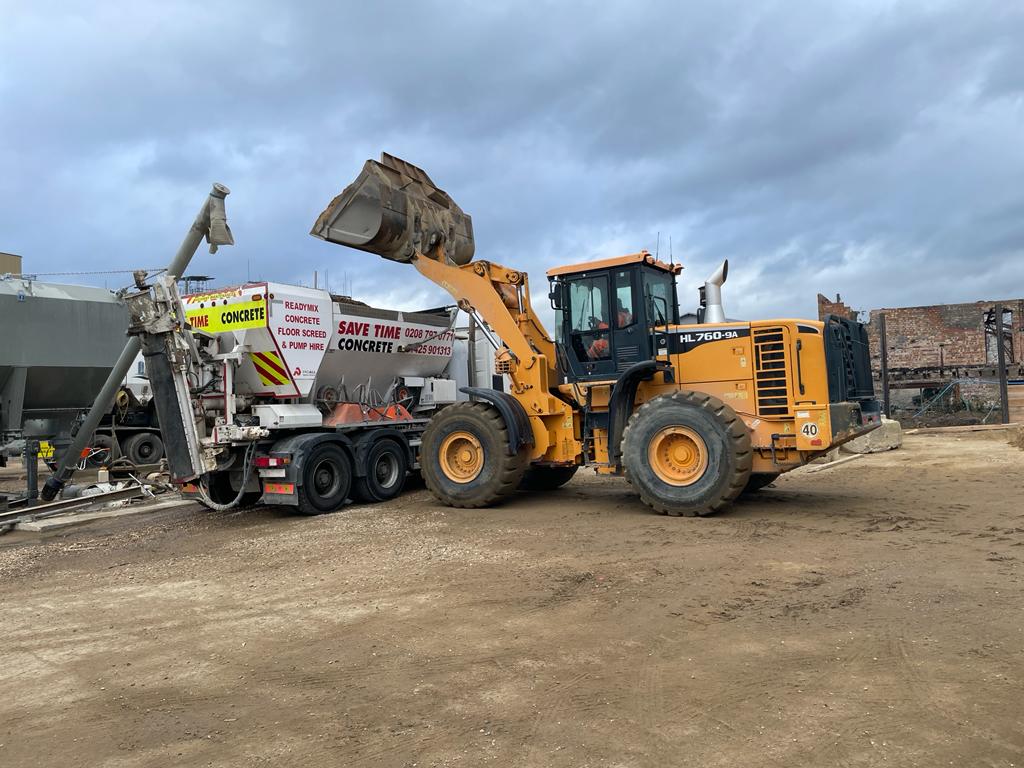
[818,294,1024,371]
[866,300,1024,369]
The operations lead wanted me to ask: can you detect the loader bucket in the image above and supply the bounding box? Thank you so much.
[311,152,475,266]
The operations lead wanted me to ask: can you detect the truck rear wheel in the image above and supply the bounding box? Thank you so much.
[421,401,529,508]
[123,432,164,465]
[295,443,352,515]
[520,465,578,491]
[622,391,752,516]
[353,437,408,503]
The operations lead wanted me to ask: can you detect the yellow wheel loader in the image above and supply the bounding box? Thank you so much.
[311,154,881,515]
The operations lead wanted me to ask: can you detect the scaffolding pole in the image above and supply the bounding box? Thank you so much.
[879,312,890,418]
[995,303,1010,424]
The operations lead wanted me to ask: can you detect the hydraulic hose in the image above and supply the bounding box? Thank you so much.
[195,442,258,512]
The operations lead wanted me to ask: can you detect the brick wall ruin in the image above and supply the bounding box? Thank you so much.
[817,295,1024,371]
[815,293,858,322]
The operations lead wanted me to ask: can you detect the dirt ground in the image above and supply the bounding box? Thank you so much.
[1,432,1023,767]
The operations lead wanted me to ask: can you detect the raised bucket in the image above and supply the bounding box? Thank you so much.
[310,153,475,266]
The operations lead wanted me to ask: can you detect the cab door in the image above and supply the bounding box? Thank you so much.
[564,273,617,380]
[610,268,645,371]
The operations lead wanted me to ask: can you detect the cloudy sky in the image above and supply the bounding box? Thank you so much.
[2,0,1022,323]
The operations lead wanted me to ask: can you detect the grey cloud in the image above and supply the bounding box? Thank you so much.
[1,0,1022,322]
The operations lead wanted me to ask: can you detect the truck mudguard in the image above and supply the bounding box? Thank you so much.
[271,431,356,485]
[351,428,414,478]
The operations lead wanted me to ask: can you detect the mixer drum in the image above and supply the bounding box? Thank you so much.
[311,152,475,266]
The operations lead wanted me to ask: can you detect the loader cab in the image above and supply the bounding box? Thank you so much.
[547,251,680,382]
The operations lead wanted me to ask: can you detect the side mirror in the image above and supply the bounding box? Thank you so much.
[548,281,564,310]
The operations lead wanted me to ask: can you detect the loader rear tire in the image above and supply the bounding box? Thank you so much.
[421,401,529,508]
[519,465,579,491]
[622,391,752,516]
[742,472,779,494]
[85,434,117,468]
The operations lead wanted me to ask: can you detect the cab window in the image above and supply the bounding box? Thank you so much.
[570,276,610,333]
[644,271,675,326]
[614,270,635,329]
[568,275,612,361]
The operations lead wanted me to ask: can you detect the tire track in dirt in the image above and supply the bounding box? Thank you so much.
[624,633,675,768]
[522,670,592,765]
[886,631,1024,756]
[4,432,1024,767]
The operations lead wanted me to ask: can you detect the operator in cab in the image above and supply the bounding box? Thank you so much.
[587,299,632,360]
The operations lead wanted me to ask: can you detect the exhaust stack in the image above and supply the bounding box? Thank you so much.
[701,259,729,324]
[311,153,474,266]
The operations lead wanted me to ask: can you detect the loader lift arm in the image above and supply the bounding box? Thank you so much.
[412,251,557,396]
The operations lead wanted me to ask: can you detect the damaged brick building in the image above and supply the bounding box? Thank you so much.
[817,293,1024,420]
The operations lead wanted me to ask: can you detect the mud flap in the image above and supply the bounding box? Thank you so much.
[138,339,202,481]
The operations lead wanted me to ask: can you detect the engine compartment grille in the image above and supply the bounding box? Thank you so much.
[753,327,791,416]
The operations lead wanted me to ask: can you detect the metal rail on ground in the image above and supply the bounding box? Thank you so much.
[0,484,151,532]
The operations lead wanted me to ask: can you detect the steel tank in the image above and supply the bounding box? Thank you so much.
[0,276,128,453]
[313,297,455,403]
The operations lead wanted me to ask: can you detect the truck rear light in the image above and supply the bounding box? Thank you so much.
[254,455,291,468]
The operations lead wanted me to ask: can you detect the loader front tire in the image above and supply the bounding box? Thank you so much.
[622,391,752,516]
[421,402,529,508]
[123,432,164,465]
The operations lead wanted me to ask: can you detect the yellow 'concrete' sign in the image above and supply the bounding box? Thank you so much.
[186,298,268,333]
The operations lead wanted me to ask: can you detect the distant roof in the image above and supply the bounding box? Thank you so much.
[0,275,120,303]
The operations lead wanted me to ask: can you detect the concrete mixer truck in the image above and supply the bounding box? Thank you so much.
[124,275,474,514]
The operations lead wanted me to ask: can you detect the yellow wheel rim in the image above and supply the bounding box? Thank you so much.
[439,431,484,483]
[648,426,709,486]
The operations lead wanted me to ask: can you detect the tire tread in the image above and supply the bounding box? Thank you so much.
[421,401,529,508]
[621,390,752,516]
